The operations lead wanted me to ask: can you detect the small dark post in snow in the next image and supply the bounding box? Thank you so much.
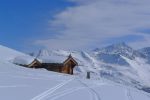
[87,71,90,79]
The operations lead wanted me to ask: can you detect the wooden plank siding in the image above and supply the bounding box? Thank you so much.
[24,55,78,75]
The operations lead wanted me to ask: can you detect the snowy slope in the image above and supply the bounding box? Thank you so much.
[0,45,34,64]
[0,58,150,100]
[0,44,150,100]
[0,45,25,61]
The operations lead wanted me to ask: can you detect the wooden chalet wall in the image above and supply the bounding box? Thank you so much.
[25,55,78,75]
[62,59,77,74]
[28,59,42,68]
[42,60,77,75]
[42,63,63,73]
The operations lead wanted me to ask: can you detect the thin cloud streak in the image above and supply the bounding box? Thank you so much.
[36,0,150,50]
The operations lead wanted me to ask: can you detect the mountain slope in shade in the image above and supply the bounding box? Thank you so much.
[139,47,150,64]
[94,53,129,66]
[139,47,150,57]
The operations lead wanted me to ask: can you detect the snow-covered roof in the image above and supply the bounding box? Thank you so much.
[13,55,70,65]
[13,56,35,65]
[40,55,68,64]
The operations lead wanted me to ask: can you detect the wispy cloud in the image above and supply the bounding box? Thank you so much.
[35,0,150,50]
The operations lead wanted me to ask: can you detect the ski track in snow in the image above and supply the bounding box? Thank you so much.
[78,79,102,100]
[46,84,106,100]
[31,78,74,100]
[31,77,103,100]
[126,89,134,100]
[46,87,85,100]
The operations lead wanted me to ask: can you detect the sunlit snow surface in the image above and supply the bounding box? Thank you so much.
[0,44,150,100]
[0,61,150,100]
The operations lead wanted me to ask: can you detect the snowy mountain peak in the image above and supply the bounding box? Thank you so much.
[139,47,150,57]
[112,42,128,47]
[37,49,50,57]
[93,42,144,60]
[93,42,129,52]
[95,42,132,53]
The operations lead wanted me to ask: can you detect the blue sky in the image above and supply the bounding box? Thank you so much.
[0,0,150,52]
[0,0,73,52]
